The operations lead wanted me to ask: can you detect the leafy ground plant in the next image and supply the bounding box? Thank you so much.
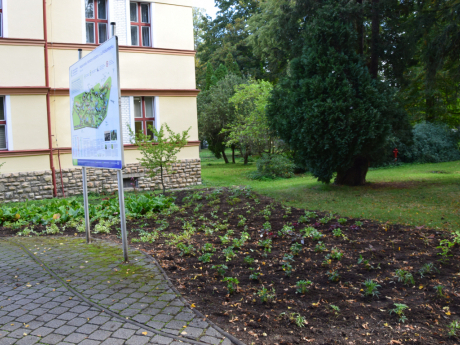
[256,285,276,303]
[222,277,239,294]
[296,280,312,294]
[212,264,228,277]
[389,303,409,323]
[394,269,415,286]
[362,279,381,298]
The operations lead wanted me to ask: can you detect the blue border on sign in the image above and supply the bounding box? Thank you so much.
[77,159,122,169]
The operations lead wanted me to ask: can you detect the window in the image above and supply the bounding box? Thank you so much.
[0,0,3,38]
[0,97,7,150]
[85,0,108,44]
[134,96,154,137]
[130,2,150,46]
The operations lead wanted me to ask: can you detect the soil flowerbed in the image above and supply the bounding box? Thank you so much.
[2,187,460,345]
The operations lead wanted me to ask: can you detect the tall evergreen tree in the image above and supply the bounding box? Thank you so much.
[266,0,409,186]
[205,62,214,91]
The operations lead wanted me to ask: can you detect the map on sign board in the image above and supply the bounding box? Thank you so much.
[69,37,124,169]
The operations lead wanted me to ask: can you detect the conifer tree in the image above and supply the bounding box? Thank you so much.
[267,0,407,186]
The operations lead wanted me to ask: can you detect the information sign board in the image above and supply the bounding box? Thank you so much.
[69,37,124,169]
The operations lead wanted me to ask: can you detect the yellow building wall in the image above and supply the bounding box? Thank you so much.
[50,96,72,148]
[48,48,196,90]
[0,155,50,174]
[46,0,83,44]
[6,0,44,40]
[153,3,194,51]
[159,97,198,141]
[10,95,49,150]
[0,46,45,86]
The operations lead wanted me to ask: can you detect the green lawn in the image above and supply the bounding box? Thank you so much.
[199,150,460,231]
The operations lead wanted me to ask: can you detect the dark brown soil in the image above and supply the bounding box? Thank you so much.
[2,187,460,345]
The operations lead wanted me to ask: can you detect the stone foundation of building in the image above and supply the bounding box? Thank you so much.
[0,159,202,203]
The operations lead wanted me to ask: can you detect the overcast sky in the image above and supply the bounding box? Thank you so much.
[191,0,219,19]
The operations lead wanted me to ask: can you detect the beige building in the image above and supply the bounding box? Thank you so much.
[0,0,201,202]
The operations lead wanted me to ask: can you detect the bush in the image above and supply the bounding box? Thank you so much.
[403,123,460,163]
[249,154,295,180]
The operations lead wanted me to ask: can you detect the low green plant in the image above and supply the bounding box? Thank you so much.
[232,238,245,249]
[222,246,236,261]
[202,243,215,253]
[291,313,306,327]
[282,262,293,276]
[319,215,333,224]
[219,234,231,245]
[204,227,215,236]
[447,320,460,337]
[357,255,374,270]
[330,247,343,260]
[355,221,363,227]
[237,215,247,227]
[296,280,312,294]
[394,269,415,286]
[362,279,381,298]
[290,243,302,255]
[240,231,251,242]
[177,243,195,256]
[278,224,294,237]
[315,241,326,252]
[419,262,438,278]
[244,255,255,266]
[258,238,272,248]
[437,239,454,263]
[300,226,316,237]
[198,253,213,263]
[17,227,39,237]
[45,223,62,235]
[311,229,323,241]
[256,285,276,303]
[298,211,317,223]
[132,229,160,243]
[212,264,228,276]
[249,268,261,280]
[332,228,343,237]
[434,285,445,298]
[338,218,347,225]
[222,277,239,294]
[330,304,340,315]
[326,270,340,282]
[389,303,409,323]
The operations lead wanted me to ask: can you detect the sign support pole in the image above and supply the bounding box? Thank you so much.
[77,48,91,245]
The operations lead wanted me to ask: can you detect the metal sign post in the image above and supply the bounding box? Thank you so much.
[70,34,128,261]
[78,49,91,245]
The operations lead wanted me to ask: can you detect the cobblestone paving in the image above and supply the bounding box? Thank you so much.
[0,238,234,345]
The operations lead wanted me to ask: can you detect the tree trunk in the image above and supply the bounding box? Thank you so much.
[370,0,379,79]
[335,157,369,186]
[221,149,229,164]
[243,146,250,165]
[357,0,364,56]
[231,145,235,164]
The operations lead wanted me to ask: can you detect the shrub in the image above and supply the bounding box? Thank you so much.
[249,154,295,180]
[400,122,460,163]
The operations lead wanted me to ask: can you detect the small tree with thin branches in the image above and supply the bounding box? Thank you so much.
[130,124,190,194]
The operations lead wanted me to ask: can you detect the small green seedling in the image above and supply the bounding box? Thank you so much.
[296,280,312,294]
[389,303,409,323]
[332,228,343,237]
[330,247,343,260]
[202,243,215,253]
[290,243,302,255]
[394,269,415,286]
[249,268,261,281]
[330,304,340,315]
[434,285,445,298]
[326,270,340,282]
[448,320,460,337]
[222,277,239,294]
[256,285,276,303]
[315,241,326,252]
[419,262,438,278]
[338,218,347,225]
[244,255,255,266]
[198,253,212,263]
[222,246,236,262]
[362,279,381,298]
[212,264,228,276]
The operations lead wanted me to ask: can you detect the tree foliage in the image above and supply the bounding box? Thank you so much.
[266,0,408,186]
[224,80,274,163]
[197,74,247,163]
[130,124,190,194]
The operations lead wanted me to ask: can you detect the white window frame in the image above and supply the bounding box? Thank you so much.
[1,0,8,38]
[0,96,12,151]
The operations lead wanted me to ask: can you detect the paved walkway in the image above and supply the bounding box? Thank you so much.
[0,237,235,345]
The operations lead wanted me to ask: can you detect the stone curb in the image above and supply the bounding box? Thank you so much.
[7,238,212,345]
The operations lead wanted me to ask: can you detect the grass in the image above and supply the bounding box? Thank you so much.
[199,150,460,231]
